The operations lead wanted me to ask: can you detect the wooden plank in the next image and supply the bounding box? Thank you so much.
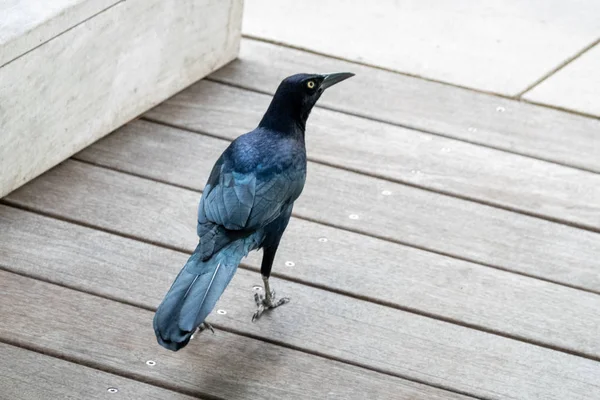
[524,42,600,117]
[144,80,600,232]
[0,270,469,400]
[2,209,600,399]
[0,0,242,197]
[0,0,119,67]
[0,175,600,358]
[0,190,600,358]
[209,38,600,173]
[241,0,600,95]
[69,122,600,293]
[0,343,199,400]
[3,159,600,359]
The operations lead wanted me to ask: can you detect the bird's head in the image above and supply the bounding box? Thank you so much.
[259,72,354,133]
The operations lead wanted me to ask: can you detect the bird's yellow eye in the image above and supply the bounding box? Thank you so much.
[307,80,315,89]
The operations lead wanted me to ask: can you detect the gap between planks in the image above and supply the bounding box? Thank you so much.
[68,156,600,298]
[206,77,600,176]
[243,34,600,122]
[4,199,600,365]
[241,34,518,100]
[5,198,600,397]
[0,333,222,400]
[144,115,600,235]
[0,266,485,400]
[206,39,600,177]
[0,342,204,400]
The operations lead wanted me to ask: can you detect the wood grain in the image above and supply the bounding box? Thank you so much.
[0,0,119,67]
[0,270,468,400]
[0,343,199,400]
[68,122,600,293]
[3,158,600,359]
[209,38,600,173]
[0,0,242,197]
[144,80,600,231]
[2,208,600,399]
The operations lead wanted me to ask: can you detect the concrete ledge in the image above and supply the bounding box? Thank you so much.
[0,0,121,68]
[0,0,243,197]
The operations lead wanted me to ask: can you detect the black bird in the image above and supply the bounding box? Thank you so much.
[153,72,354,351]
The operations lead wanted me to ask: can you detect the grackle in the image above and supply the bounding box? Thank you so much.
[153,72,354,351]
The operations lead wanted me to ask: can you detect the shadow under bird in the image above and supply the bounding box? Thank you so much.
[153,71,354,351]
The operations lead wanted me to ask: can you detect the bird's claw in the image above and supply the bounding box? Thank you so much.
[193,322,215,338]
[252,290,290,322]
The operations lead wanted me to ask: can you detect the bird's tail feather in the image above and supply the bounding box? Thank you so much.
[153,241,246,351]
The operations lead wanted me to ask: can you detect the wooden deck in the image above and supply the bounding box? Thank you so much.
[2,37,600,399]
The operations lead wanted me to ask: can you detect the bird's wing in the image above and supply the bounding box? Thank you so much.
[199,159,304,232]
[245,166,304,229]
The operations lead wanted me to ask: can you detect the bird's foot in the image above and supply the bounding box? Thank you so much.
[191,322,215,339]
[252,290,290,322]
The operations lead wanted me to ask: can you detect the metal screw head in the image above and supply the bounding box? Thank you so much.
[107,388,118,393]
[217,309,227,315]
[285,261,295,267]
[146,360,156,366]
[318,237,328,242]
[349,214,359,220]
[496,106,506,112]
[381,190,392,196]
[468,127,477,132]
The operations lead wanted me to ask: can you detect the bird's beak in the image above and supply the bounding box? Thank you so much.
[320,72,355,90]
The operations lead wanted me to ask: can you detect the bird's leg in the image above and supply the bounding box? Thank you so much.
[252,276,290,322]
[252,244,290,322]
[265,276,290,307]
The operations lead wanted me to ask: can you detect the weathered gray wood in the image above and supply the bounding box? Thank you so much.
[67,123,600,356]
[3,157,600,358]
[0,0,243,197]
[2,209,600,399]
[0,186,600,358]
[0,343,199,400]
[0,270,468,400]
[69,122,600,293]
[209,38,600,173]
[241,0,600,95]
[0,0,119,67]
[144,80,600,231]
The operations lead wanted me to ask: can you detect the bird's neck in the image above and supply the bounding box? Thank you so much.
[258,94,309,136]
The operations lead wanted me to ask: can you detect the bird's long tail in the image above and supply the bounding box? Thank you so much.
[153,240,249,351]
